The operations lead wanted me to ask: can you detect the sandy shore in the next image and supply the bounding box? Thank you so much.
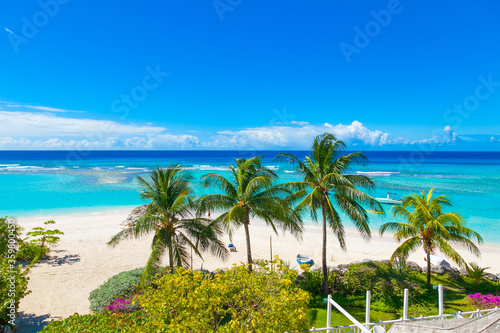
[14,208,500,331]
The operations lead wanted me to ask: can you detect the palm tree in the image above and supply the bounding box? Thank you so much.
[380,188,483,289]
[276,133,381,295]
[197,156,302,271]
[466,262,491,286]
[108,166,228,286]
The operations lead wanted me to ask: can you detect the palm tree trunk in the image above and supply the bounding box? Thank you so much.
[321,201,328,295]
[243,222,253,272]
[169,241,174,272]
[244,211,253,272]
[426,245,431,289]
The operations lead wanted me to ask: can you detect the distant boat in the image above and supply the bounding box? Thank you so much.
[367,210,383,214]
[375,193,402,205]
[297,254,314,267]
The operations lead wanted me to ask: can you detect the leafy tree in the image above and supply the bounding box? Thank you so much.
[276,133,380,295]
[380,188,483,289]
[136,259,310,332]
[197,156,302,271]
[108,166,228,286]
[24,220,64,258]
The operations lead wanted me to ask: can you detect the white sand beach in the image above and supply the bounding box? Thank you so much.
[15,209,500,330]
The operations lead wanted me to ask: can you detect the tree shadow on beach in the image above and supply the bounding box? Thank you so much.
[45,254,81,267]
[17,252,81,268]
[16,312,54,333]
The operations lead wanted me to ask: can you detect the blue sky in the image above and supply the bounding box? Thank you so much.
[1,0,500,150]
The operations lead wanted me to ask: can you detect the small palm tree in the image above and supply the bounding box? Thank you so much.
[380,188,483,289]
[276,133,381,295]
[108,166,228,286]
[467,262,491,286]
[197,156,302,271]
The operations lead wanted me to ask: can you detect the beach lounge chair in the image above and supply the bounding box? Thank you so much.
[228,243,237,252]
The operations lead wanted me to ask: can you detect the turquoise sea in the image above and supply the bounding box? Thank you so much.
[1,150,500,243]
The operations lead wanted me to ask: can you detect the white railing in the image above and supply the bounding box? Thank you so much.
[309,285,500,333]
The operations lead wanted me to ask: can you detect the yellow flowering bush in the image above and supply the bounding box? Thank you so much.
[43,258,310,332]
[136,257,310,332]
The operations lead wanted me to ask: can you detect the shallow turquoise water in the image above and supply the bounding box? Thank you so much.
[1,151,499,243]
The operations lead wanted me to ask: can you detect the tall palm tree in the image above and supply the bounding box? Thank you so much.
[380,188,483,289]
[197,156,302,271]
[276,133,381,295]
[108,166,228,286]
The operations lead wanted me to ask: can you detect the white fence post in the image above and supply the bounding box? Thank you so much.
[311,307,500,332]
[403,288,409,320]
[438,284,444,317]
[328,298,371,333]
[327,294,332,331]
[365,290,371,326]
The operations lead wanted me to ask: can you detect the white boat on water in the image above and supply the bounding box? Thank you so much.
[375,193,402,205]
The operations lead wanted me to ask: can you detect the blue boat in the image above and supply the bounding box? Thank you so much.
[297,254,314,267]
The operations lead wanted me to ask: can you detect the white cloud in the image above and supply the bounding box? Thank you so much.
[4,27,13,34]
[122,134,200,149]
[23,105,85,113]
[0,111,166,138]
[290,120,309,126]
[0,135,201,150]
[0,137,118,150]
[1,106,497,150]
[0,101,84,113]
[212,121,397,149]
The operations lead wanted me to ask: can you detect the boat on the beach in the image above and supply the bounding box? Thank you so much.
[297,254,314,267]
[375,193,402,205]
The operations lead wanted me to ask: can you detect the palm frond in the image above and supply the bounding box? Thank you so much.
[389,236,421,264]
[139,228,169,286]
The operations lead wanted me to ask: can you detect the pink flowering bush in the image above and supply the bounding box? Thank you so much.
[105,294,142,313]
[467,293,500,309]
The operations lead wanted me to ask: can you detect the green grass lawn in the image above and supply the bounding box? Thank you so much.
[307,307,400,328]
[303,263,500,329]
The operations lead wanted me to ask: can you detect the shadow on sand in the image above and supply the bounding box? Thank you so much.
[18,253,81,269]
[15,313,55,333]
[45,254,81,267]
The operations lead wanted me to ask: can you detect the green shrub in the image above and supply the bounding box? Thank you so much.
[297,268,323,295]
[0,217,31,327]
[0,217,23,256]
[16,242,48,262]
[89,268,143,313]
[0,257,31,327]
[41,312,147,332]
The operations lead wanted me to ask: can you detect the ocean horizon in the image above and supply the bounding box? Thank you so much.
[2,150,500,243]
